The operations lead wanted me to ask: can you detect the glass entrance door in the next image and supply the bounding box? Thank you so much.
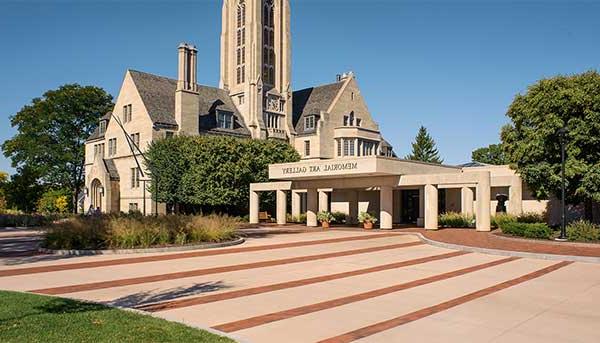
[401,190,420,224]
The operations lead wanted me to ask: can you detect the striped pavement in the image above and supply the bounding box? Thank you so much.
[1,230,599,343]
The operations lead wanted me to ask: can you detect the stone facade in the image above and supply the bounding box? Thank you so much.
[83,0,393,214]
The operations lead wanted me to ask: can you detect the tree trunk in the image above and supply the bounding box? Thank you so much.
[593,200,600,224]
[72,188,79,214]
[584,199,593,221]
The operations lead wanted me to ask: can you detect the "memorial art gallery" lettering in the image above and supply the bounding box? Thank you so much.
[281,162,358,175]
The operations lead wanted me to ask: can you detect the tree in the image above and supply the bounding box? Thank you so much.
[146,135,300,215]
[501,70,600,222]
[471,144,507,165]
[4,167,44,213]
[37,189,72,214]
[405,126,443,164]
[0,171,8,211]
[2,84,113,213]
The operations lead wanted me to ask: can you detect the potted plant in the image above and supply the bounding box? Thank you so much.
[317,211,335,229]
[358,212,378,230]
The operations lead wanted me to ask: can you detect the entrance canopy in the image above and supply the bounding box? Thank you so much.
[250,157,520,232]
[269,156,461,181]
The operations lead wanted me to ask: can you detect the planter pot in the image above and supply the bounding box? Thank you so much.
[321,221,330,229]
[363,222,373,230]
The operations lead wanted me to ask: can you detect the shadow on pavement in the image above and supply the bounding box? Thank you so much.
[108,281,230,308]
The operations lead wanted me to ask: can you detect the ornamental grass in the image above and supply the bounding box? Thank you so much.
[438,212,475,228]
[44,214,240,250]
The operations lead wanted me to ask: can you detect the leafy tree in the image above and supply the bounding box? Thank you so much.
[501,71,600,221]
[37,189,72,213]
[146,135,300,215]
[0,171,7,211]
[405,126,443,164]
[4,167,44,213]
[471,144,507,165]
[2,84,113,213]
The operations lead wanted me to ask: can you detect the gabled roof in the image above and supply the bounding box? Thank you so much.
[103,70,251,137]
[103,159,120,181]
[129,70,178,127]
[292,80,345,135]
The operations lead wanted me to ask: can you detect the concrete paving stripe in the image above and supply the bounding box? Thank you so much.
[30,241,423,295]
[317,260,574,343]
[138,250,469,312]
[211,256,520,333]
[0,233,401,277]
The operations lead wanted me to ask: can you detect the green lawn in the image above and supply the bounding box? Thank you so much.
[0,291,236,343]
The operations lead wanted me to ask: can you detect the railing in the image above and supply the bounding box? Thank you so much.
[267,128,287,140]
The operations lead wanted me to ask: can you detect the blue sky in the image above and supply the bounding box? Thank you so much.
[1,0,599,174]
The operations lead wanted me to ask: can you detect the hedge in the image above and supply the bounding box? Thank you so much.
[501,222,553,239]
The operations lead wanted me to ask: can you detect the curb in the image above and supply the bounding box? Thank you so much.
[397,232,600,264]
[38,237,246,256]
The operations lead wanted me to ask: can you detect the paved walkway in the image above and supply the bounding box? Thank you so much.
[395,227,600,258]
[1,229,599,342]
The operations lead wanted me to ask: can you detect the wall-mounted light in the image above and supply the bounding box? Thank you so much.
[99,187,105,196]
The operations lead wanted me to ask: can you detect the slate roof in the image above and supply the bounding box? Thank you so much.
[84,70,252,142]
[459,161,492,168]
[129,70,178,127]
[129,70,250,136]
[103,159,120,181]
[87,127,104,141]
[292,81,345,135]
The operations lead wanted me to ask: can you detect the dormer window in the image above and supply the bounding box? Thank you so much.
[99,120,107,134]
[217,110,234,129]
[304,115,316,131]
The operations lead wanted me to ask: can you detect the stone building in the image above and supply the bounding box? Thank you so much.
[83,0,394,214]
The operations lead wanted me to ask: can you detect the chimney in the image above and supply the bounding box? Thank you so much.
[177,43,198,93]
[175,43,200,134]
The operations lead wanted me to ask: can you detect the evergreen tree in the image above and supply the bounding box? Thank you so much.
[405,126,443,164]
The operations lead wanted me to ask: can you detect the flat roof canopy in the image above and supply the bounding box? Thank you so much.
[269,156,461,181]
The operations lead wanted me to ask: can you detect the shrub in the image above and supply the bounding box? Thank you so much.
[332,211,347,224]
[287,213,307,224]
[0,213,68,227]
[358,212,378,224]
[491,213,517,229]
[517,212,546,224]
[501,222,553,239]
[566,220,600,242]
[37,189,72,214]
[438,212,474,228]
[43,214,241,250]
[317,211,335,224]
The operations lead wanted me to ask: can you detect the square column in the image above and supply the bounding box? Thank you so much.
[461,187,474,216]
[291,190,302,218]
[424,184,438,230]
[348,190,359,225]
[508,178,523,215]
[476,173,492,231]
[276,190,287,225]
[417,186,425,227]
[306,188,318,227]
[318,190,329,212]
[380,186,393,230]
[249,190,259,224]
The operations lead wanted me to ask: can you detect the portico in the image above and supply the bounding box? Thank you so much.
[249,156,512,231]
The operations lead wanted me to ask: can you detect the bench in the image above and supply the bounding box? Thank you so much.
[258,211,271,222]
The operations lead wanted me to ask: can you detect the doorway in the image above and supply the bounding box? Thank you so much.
[401,190,420,224]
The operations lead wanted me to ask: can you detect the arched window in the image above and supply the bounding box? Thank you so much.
[263,0,275,85]
[236,1,246,84]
